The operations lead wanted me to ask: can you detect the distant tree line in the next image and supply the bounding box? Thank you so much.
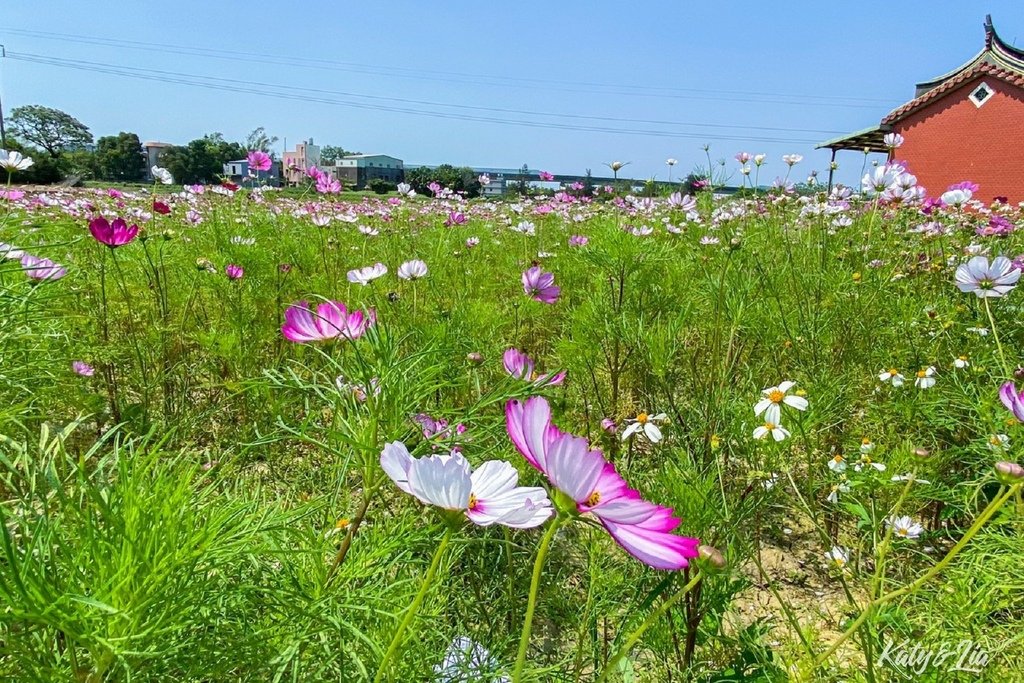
[1,104,349,186]
[404,164,482,198]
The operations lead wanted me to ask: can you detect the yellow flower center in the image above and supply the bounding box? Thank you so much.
[916,369,927,378]
[468,494,478,510]
[586,491,601,506]
[889,368,899,376]
[990,436,1003,446]
[896,528,908,537]
[835,557,846,567]
[335,518,350,531]
[832,455,844,463]
[958,356,968,361]
[636,412,649,424]
[768,389,785,403]
[861,437,871,445]
[764,422,776,431]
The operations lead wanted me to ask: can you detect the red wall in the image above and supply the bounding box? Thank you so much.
[893,76,1024,203]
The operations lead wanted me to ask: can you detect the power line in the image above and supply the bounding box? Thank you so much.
[6,50,850,136]
[0,26,897,109]
[5,52,830,144]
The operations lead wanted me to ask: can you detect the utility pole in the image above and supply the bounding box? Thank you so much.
[0,45,7,150]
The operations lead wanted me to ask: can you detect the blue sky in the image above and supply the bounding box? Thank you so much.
[2,2,1020,186]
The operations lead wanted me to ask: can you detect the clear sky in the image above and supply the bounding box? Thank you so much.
[1,2,1021,186]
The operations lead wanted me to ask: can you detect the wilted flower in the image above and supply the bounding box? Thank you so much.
[601,418,617,433]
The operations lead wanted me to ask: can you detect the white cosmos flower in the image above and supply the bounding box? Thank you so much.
[825,546,850,569]
[782,154,803,166]
[0,149,34,172]
[887,515,924,540]
[397,259,428,280]
[878,368,905,386]
[914,366,936,389]
[347,262,388,285]
[380,442,552,528]
[827,454,847,473]
[966,326,989,336]
[753,420,790,442]
[621,412,667,443]
[753,380,808,426]
[955,256,1021,298]
[435,636,508,683]
[397,182,413,196]
[151,165,173,184]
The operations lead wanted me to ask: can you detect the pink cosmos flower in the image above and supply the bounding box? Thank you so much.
[247,150,272,172]
[568,235,589,247]
[225,264,244,280]
[21,254,67,281]
[72,361,95,377]
[955,256,1020,298]
[506,396,699,569]
[503,348,566,386]
[601,418,617,433]
[1000,382,1024,422]
[466,237,480,248]
[281,300,376,343]
[538,170,555,181]
[397,259,428,280]
[445,211,467,227]
[735,152,752,164]
[89,217,140,248]
[0,190,25,201]
[522,266,560,304]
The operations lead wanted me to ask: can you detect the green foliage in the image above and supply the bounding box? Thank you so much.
[244,126,278,155]
[95,132,146,182]
[404,164,482,197]
[9,104,93,158]
[159,133,246,185]
[367,178,395,194]
[320,144,358,165]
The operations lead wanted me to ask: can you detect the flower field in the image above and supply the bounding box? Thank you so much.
[2,159,1024,682]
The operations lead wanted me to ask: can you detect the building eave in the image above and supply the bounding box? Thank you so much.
[816,125,892,153]
[882,62,1024,125]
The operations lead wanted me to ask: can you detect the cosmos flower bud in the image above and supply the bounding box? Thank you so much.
[697,545,726,571]
[600,418,617,433]
[466,352,484,365]
[912,448,931,459]
[162,229,176,241]
[1015,366,1024,381]
[994,460,1024,483]
[729,237,742,250]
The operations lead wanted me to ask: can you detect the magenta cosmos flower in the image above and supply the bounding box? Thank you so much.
[506,396,699,569]
[503,348,565,386]
[1000,382,1024,421]
[225,264,244,280]
[21,254,67,281]
[247,150,273,172]
[522,266,560,304]
[538,170,555,181]
[72,361,95,377]
[281,300,376,343]
[89,217,140,248]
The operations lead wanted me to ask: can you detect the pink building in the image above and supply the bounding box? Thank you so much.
[282,139,321,185]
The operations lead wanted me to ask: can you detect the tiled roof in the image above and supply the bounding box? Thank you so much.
[882,62,1024,124]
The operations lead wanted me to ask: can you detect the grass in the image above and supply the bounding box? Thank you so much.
[0,179,1022,681]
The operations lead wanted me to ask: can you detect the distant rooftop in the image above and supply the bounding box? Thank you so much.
[143,141,174,148]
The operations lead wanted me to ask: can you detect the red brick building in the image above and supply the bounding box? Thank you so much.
[820,16,1024,203]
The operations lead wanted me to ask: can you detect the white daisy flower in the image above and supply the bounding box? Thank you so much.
[753,380,808,425]
[621,411,667,443]
[887,515,924,540]
[953,356,970,369]
[879,368,905,387]
[753,421,790,442]
[827,454,848,473]
[987,434,1010,452]
[825,546,850,570]
[914,367,936,389]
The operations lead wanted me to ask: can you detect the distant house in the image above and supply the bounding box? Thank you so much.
[142,141,174,181]
[326,154,404,189]
[223,159,282,185]
[282,139,321,185]
[820,15,1024,202]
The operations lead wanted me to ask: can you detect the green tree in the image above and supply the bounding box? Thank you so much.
[404,164,481,198]
[9,105,93,158]
[320,145,357,165]
[160,134,246,185]
[245,127,278,155]
[95,132,146,182]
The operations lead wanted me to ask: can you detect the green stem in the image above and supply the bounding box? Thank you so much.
[596,570,703,683]
[512,515,562,682]
[808,483,1019,673]
[984,296,1010,378]
[372,527,453,683]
